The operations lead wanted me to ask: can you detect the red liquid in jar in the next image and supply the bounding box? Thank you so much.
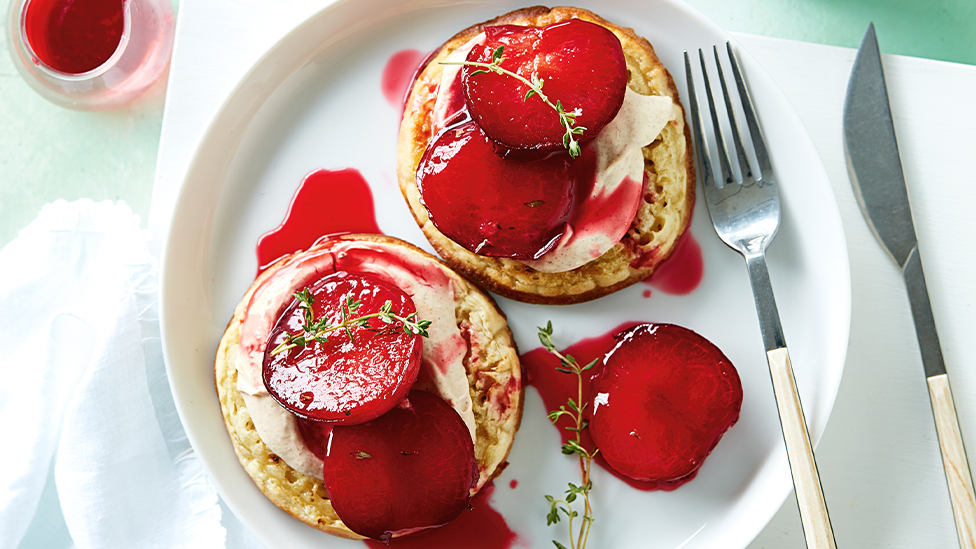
[644,232,704,295]
[521,322,696,491]
[362,483,519,549]
[24,0,125,74]
[255,168,382,274]
[381,49,429,108]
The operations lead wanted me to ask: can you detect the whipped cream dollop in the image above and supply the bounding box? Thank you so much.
[236,240,474,479]
[429,33,678,273]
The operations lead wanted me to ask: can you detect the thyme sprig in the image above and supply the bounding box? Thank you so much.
[442,45,586,157]
[539,321,598,549]
[270,289,431,356]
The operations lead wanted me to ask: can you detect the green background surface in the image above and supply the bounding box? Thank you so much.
[0,0,974,249]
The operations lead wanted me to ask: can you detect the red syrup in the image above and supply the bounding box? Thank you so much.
[644,232,704,295]
[521,323,698,492]
[382,49,432,109]
[363,483,519,549]
[255,168,382,274]
[24,0,125,74]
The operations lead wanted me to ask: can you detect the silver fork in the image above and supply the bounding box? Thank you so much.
[684,44,838,549]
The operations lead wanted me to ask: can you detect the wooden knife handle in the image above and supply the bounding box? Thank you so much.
[927,373,976,548]
[767,347,837,549]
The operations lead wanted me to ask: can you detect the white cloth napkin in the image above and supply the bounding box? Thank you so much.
[0,200,258,549]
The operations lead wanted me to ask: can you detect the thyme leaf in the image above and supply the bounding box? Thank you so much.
[539,321,598,549]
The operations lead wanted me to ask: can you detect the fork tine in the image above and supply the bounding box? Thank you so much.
[683,51,719,197]
[726,42,772,178]
[698,49,735,186]
[713,46,753,179]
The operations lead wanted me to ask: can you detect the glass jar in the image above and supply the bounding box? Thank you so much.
[6,0,175,110]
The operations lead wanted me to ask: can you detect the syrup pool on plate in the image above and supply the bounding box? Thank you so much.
[255,168,382,274]
[643,232,704,296]
[362,483,519,549]
[6,0,174,109]
[382,48,429,108]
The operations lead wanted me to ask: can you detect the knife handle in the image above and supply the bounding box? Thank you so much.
[928,373,976,548]
[767,347,837,549]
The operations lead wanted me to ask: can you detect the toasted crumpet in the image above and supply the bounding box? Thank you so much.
[215,234,522,538]
[397,6,695,304]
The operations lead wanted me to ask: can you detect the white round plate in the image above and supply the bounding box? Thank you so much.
[160,1,850,547]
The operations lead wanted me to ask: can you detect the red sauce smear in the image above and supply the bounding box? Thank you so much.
[363,483,519,549]
[560,145,644,260]
[24,0,125,74]
[382,49,431,109]
[644,232,704,295]
[521,323,696,491]
[255,168,381,274]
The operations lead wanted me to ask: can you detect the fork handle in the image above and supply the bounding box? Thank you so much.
[768,347,837,549]
[745,253,837,549]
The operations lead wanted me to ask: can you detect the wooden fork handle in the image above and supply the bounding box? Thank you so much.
[767,347,838,549]
[927,373,976,548]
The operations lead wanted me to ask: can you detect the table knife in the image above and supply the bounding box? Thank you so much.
[843,23,976,548]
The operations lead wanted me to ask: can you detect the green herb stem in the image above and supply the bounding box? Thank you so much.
[539,321,598,549]
[270,290,431,356]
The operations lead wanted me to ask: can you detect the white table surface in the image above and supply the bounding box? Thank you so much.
[149,1,976,547]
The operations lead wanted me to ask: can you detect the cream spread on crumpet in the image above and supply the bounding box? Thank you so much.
[520,90,678,273]
[235,240,475,479]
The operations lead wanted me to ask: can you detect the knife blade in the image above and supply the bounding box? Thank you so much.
[844,23,976,548]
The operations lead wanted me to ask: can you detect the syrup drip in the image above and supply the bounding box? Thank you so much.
[363,483,519,549]
[644,232,704,295]
[521,323,696,491]
[382,49,433,109]
[255,168,382,274]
